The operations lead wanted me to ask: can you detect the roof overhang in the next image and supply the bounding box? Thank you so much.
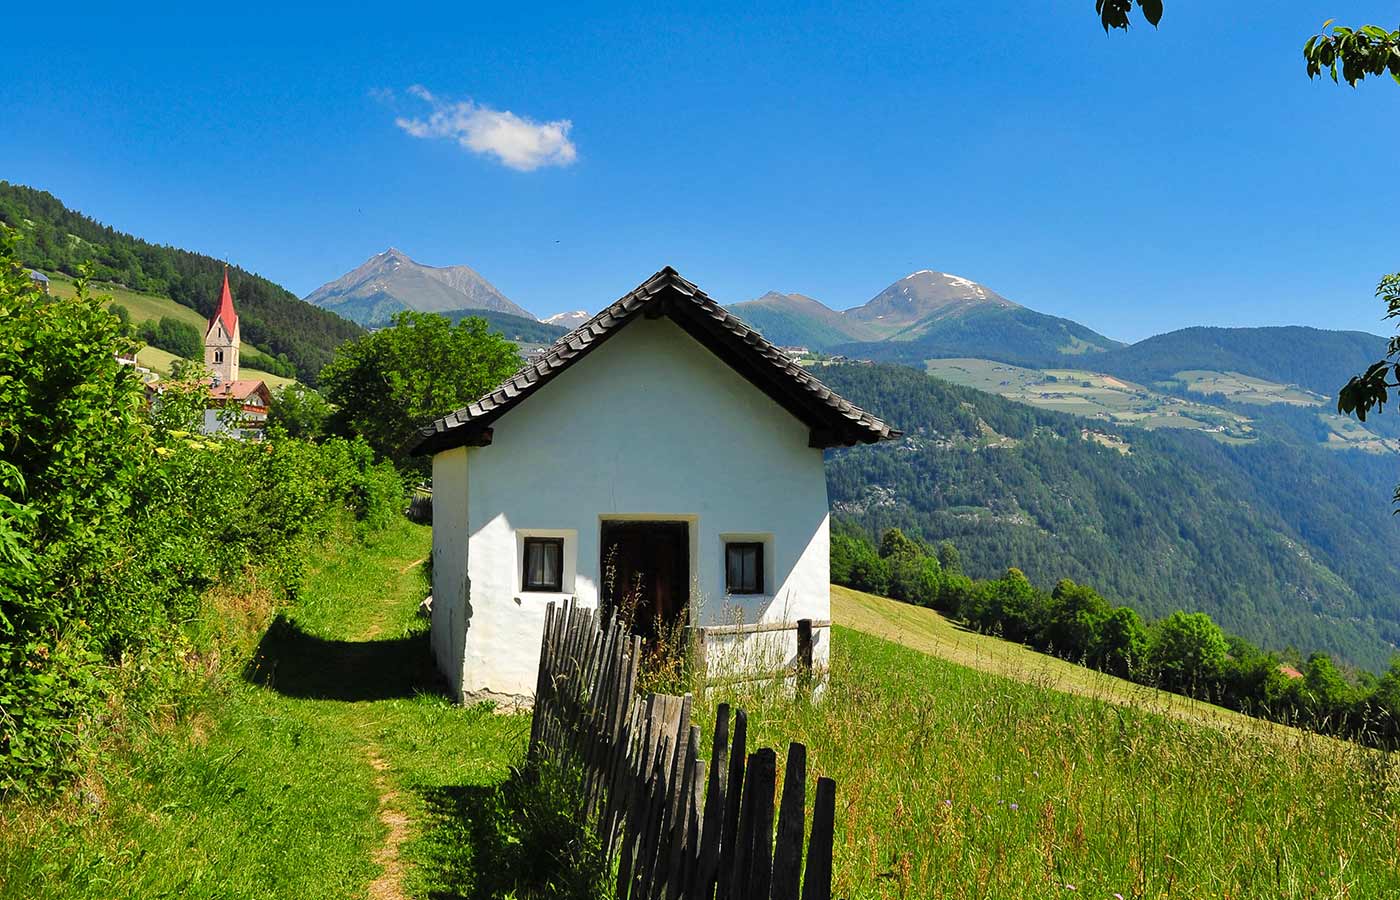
[411,267,900,456]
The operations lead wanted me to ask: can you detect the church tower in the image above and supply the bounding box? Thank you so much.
[204,267,240,383]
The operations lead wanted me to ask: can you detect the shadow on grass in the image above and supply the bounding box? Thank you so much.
[243,614,447,701]
[411,763,610,900]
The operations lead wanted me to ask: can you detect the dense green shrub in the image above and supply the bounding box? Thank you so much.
[0,238,402,793]
[266,383,332,441]
[242,348,298,378]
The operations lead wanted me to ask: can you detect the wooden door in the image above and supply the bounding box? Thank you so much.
[600,521,690,643]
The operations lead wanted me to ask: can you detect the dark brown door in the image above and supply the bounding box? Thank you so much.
[600,521,690,643]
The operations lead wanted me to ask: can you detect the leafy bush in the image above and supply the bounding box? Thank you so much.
[267,383,331,441]
[0,237,403,793]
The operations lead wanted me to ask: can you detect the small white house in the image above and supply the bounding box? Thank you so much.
[414,267,898,706]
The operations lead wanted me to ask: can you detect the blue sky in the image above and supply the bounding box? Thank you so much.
[7,1,1398,340]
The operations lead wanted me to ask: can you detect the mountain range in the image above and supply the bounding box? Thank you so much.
[728,270,1123,366]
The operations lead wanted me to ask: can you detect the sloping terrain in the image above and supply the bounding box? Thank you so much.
[726,270,1121,364]
[820,362,1400,670]
[708,607,1400,898]
[44,273,295,387]
[726,291,874,348]
[832,585,1296,735]
[1097,325,1387,398]
[0,181,362,384]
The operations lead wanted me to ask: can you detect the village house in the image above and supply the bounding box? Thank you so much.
[414,267,898,707]
[27,270,49,294]
[201,269,269,438]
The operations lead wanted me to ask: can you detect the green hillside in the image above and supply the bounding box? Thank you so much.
[838,304,1121,367]
[1097,325,1387,398]
[710,606,1400,898]
[0,181,363,384]
[440,307,567,345]
[42,273,294,386]
[727,292,874,348]
[820,362,1400,670]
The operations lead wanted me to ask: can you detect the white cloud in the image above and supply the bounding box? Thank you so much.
[393,85,577,172]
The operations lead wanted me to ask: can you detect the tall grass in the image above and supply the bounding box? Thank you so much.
[701,626,1400,899]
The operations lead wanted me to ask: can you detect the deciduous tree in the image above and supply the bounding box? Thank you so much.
[320,310,520,472]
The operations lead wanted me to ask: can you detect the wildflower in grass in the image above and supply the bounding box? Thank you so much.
[943,799,952,807]
[1009,802,1019,810]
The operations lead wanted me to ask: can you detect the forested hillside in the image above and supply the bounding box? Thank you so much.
[1097,325,1387,397]
[0,182,362,383]
[821,363,1400,670]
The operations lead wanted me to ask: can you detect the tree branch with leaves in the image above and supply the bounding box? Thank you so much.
[1096,2,1400,86]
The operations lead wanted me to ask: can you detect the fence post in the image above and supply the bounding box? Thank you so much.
[796,619,814,698]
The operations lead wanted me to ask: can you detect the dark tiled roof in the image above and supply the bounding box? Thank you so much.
[412,267,900,455]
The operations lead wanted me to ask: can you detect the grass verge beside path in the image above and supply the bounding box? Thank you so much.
[0,519,527,900]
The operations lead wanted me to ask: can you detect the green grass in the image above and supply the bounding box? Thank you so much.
[0,520,527,899]
[703,617,1400,899]
[45,271,211,332]
[833,585,1301,738]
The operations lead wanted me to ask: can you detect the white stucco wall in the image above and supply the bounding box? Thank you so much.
[430,446,470,697]
[431,316,831,705]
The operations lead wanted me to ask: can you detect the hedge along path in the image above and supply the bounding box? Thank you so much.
[530,598,836,900]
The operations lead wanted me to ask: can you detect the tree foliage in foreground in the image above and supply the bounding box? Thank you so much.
[320,310,521,473]
[0,233,402,793]
[1097,2,1400,87]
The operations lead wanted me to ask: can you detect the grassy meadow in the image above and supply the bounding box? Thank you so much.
[923,357,1254,440]
[704,622,1400,899]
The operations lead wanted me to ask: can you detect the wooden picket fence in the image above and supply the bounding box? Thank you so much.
[529,600,836,900]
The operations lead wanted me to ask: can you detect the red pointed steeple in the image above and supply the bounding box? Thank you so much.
[208,266,238,336]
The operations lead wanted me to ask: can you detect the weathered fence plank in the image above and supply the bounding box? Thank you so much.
[529,599,835,900]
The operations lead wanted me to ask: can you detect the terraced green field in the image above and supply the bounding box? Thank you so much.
[925,357,1254,440]
[1171,369,1325,406]
[925,356,1400,453]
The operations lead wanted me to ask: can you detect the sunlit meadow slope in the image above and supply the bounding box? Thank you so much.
[704,616,1400,899]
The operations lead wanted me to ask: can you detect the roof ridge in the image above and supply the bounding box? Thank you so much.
[412,267,899,456]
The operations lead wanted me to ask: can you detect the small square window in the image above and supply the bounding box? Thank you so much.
[725,542,764,595]
[522,537,564,592]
